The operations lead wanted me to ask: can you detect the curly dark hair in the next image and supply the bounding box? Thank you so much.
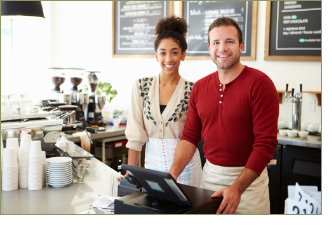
[154,16,188,53]
[208,17,243,45]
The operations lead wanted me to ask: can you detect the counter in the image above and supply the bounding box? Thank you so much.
[1,159,121,214]
[67,126,126,143]
[67,126,127,164]
[277,134,321,149]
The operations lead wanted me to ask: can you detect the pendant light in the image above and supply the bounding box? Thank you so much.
[1,1,45,19]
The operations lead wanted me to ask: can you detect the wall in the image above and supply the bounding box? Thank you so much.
[1,1,52,102]
[51,1,321,126]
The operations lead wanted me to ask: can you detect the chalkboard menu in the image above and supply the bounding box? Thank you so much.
[180,1,258,60]
[265,1,321,61]
[113,1,173,57]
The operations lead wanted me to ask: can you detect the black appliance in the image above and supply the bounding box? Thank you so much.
[114,164,222,214]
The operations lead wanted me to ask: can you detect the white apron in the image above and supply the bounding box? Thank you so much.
[201,159,270,214]
[145,138,202,187]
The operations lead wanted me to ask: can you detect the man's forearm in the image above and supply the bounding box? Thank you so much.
[231,168,259,194]
[169,140,196,179]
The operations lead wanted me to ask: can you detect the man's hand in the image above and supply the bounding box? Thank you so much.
[211,186,241,214]
[211,168,259,214]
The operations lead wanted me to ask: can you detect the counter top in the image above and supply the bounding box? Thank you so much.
[1,159,121,214]
[277,134,321,149]
[67,126,126,143]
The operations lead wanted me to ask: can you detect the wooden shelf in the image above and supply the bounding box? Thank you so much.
[277,90,321,106]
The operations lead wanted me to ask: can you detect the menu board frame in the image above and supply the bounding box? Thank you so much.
[264,1,321,61]
[179,1,258,61]
[112,1,174,58]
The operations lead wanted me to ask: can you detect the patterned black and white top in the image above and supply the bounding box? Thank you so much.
[125,75,194,152]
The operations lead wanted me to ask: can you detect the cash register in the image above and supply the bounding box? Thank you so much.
[114,164,222,214]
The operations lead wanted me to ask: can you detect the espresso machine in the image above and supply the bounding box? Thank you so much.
[86,71,107,130]
[285,83,302,131]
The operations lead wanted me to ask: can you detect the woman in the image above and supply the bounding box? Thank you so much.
[122,16,201,187]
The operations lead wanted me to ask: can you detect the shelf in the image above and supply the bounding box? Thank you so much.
[277,90,321,106]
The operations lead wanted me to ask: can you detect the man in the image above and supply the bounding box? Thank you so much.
[169,17,279,214]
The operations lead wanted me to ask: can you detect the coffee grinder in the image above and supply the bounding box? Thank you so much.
[67,68,89,126]
[86,71,106,130]
[49,67,66,101]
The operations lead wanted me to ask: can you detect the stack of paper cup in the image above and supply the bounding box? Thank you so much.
[2,148,19,191]
[28,141,43,191]
[19,134,32,188]
[6,138,19,164]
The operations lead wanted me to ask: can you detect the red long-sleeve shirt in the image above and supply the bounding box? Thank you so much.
[181,66,279,175]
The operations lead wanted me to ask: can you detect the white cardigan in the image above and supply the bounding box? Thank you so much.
[125,75,194,151]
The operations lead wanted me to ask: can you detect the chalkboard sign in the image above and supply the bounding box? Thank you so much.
[264,1,321,61]
[112,1,174,58]
[179,1,258,61]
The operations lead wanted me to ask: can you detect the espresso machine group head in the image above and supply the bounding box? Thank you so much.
[285,83,303,131]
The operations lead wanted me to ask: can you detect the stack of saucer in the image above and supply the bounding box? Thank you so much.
[19,134,31,188]
[2,148,18,191]
[28,141,43,191]
[46,157,73,188]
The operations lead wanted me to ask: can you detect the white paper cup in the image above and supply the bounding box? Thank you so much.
[2,165,18,171]
[3,148,18,167]
[66,141,75,152]
[2,166,18,191]
[20,133,31,152]
[113,119,120,128]
[29,157,43,164]
[2,185,18,191]
[29,141,42,157]
[6,138,19,163]
[28,184,42,191]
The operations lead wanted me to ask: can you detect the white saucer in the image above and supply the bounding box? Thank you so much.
[46,157,72,163]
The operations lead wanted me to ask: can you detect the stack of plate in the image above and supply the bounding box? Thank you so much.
[46,157,73,188]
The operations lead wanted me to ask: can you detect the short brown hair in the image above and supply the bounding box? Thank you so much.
[208,17,243,45]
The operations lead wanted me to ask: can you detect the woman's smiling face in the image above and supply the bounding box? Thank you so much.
[156,38,186,76]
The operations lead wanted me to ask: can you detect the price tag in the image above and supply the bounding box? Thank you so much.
[287,183,321,214]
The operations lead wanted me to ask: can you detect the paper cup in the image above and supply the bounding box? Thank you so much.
[3,148,18,167]
[113,119,120,128]
[66,141,75,152]
[29,141,42,157]
[20,133,32,152]
[6,138,19,163]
